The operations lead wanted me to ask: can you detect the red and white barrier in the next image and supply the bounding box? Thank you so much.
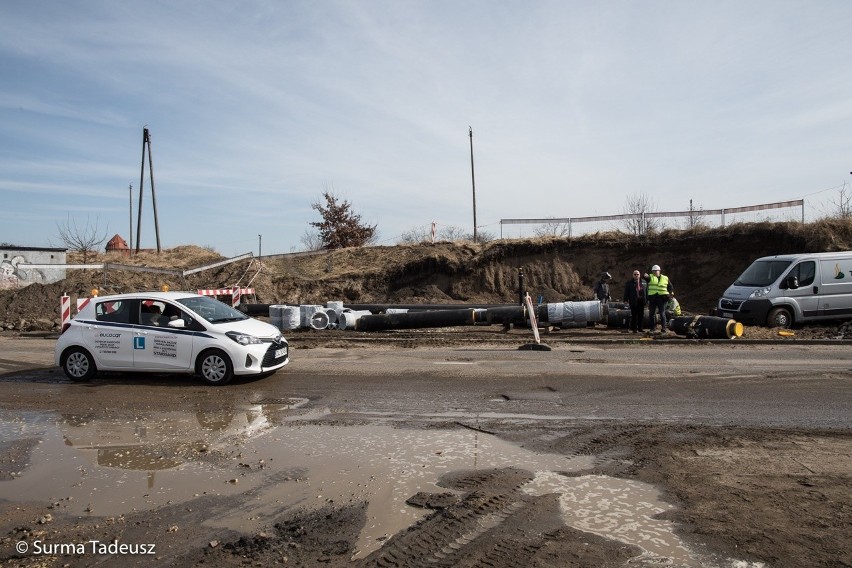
[60,295,91,331]
[197,287,254,307]
[196,287,255,296]
[61,295,71,330]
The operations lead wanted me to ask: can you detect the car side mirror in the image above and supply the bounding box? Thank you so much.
[167,319,186,329]
[786,276,799,290]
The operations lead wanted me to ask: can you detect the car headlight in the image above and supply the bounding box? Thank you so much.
[226,331,263,345]
[749,287,772,298]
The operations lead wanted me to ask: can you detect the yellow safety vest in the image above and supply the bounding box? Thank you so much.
[648,274,669,296]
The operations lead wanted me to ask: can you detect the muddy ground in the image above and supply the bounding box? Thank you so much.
[0,398,849,568]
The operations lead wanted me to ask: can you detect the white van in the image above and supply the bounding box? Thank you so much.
[717,252,852,327]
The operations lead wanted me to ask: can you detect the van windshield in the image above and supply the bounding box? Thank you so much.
[733,260,792,287]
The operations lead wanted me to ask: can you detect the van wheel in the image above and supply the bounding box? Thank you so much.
[767,307,793,328]
[197,350,233,385]
[62,347,97,382]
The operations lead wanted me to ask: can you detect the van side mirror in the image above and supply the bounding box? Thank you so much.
[786,276,799,290]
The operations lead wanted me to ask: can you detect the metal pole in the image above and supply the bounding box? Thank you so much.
[128,184,133,255]
[146,129,161,253]
[469,126,477,243]
[258,234,262,257]
[136,128,146,253]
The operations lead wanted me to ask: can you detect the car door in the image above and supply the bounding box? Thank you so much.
[817,257,852,319]
[132,299,196,371]
[81,299,137,369]
[782,260,819,319]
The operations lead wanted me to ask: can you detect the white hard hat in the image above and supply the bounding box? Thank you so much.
[651,264,661,271]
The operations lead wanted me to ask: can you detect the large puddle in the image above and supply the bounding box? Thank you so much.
[0,404,714,565]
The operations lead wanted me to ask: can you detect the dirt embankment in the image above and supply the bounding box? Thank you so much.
[4,220,852,332]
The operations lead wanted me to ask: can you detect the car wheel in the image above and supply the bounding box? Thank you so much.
[62,347,97,382]
[197,350,233,385]
[767,307,793,328]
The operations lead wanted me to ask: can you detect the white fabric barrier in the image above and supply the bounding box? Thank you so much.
[546,300,603,324]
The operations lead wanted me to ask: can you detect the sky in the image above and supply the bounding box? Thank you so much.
[1,1,851,257]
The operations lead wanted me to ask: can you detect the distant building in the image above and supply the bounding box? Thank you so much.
[0,246,67,289]
[106,234,130,256]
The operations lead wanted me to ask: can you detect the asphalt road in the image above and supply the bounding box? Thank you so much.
[1,335,850,429]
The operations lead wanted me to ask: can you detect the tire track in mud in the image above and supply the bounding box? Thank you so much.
[354,467,623,568]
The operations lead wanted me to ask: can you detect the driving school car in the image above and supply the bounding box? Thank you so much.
[55,291,289,385]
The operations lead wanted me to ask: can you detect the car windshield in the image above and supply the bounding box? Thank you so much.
[176,296,249,324]
[733,260,792,287]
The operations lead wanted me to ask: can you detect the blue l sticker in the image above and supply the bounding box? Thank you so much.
[134,336,146,350]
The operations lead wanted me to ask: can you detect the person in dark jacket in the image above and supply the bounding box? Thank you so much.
[623,269,648,333]
[593,271,612,303]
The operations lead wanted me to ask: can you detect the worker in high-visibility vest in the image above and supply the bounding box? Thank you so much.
[643,264,674,333]
[666,296,682,318]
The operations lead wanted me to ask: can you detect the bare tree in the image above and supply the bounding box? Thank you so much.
[472,229,495,243]
[55,215,108,263]
[309,191,377,249]
[685,199,708,229]
[534,220,571,238]
[299,229,324,251]
[398,223,495,245]
[621,193,659,235]
[826,183,852,219]
[437,225,469,242]
[438,225,495,243]
[397,225,432,245]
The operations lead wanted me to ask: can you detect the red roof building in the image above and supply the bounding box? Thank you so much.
[105,234,130,256]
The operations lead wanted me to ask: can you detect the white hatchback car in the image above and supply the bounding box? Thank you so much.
[55,291,289,385]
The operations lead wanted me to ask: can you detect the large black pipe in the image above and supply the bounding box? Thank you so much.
[357,303,562,331]
[244,301,602,332]
[670,315,743,339]
[484,305,527,325]
[356,308,487,331]
[607,308,653,329]
[240,303,514,317]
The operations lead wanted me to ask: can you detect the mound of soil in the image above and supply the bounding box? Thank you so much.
[4,220,852,334]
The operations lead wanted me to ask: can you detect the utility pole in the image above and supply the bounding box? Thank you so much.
[128,184,133,255]
[136,127,162,253]
[469,126,477,243]
[258,234,262,258]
